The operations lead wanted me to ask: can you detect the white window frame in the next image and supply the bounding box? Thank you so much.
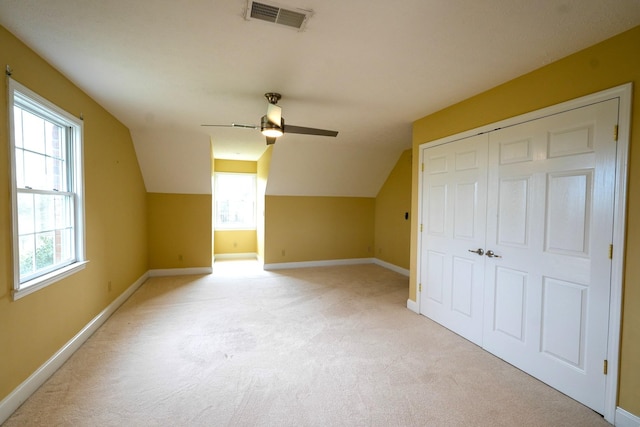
[8,78,87,300]
[214,172,257,230]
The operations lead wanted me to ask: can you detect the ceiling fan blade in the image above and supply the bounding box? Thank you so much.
[284,124,338,137]
[201,123,259,129]
[266,136,277,145]
[266,104,281,125]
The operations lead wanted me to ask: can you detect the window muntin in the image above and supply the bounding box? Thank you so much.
[214,173,257,230]
[9,79,86,299]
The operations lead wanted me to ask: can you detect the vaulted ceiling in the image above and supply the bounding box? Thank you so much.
[1,1,639,196]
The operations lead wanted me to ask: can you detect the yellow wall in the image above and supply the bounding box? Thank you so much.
[264,196,374,264]
[212,159,259,256]
[147,193,212,269]
[214,159,257,173]
[0,26,148,401]
[213,230,257,254]
[257,147,273,261]
[410,25,640,414]
[374,149,412,269]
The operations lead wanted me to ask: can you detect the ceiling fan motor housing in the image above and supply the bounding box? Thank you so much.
[261,114,284,137]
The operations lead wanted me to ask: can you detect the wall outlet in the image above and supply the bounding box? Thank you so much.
[281,249,285,256]
[178,254,183,261]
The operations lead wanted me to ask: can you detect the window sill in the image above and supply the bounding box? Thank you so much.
[13,261,89,301]
[214,227,258,231]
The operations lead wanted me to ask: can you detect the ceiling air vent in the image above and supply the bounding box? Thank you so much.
[246,1,313,30]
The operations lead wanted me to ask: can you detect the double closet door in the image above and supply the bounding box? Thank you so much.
[419,98,618,414]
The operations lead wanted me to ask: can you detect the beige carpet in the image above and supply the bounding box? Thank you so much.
[4,262,609,426]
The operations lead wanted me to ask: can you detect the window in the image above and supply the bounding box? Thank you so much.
[214,173,256,230]
[8,79,86,299]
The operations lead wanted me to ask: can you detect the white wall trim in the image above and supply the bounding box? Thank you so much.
[148,267,213,277]
[406,298,419,313]
[372,258,410,277]
[0,271,149,425]
[264,257,412,275]
[264,258,374,270]
[605,83,632,424]
[615,407,640,427]
[214,253,257,261]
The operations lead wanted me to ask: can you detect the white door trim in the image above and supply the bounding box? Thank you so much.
[416,83,632,424]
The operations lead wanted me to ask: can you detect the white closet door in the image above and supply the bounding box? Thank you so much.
[419,134,488,345]
[483,98,618,413]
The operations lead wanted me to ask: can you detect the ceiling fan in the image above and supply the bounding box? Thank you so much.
[202,93,338,145]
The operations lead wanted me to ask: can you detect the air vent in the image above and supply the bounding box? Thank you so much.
[246,1,313,30]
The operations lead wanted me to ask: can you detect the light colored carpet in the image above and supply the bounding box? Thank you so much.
[4,262,609,426]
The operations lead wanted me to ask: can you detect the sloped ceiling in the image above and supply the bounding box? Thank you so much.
[1,1,639,196]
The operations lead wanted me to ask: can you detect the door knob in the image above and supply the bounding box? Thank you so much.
[485,250,502,258]
[468,248,484,256]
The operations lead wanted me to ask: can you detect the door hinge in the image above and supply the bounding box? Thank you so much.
[603,359,608,375]
[613,125,619,141]
[609,244,613,259]
[421,162,424,172]
[419,283,422,292]
[420,224,423,232]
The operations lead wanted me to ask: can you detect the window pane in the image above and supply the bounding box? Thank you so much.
[214,173,257,229]
[45,121,63,158]
[17,192,35,234]
[22,110,45,153]
[46,156,65,191]
[35,231,54,270]
[19,234,35,276]
[23,151,46,189]
[55,227,73,263]
[54,194,73,229]
[34,194,55,232]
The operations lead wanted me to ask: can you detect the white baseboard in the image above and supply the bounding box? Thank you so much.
[616,407,640,427]
[372,258,410,277]
[407,298,419,313]
[263,257,411,276]
[264,257,374,270]
[0,271,149,425]
[148,267,213,277]
[214,253,257,261]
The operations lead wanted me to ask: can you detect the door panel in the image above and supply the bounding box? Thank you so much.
[541,277,587,369]
[420,133,488,345]
[546,170,592,255]
[493,266,527,342]
[497,177,530,246]
[483,98,618,413]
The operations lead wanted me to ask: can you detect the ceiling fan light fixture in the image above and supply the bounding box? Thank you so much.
[261,115,283,137]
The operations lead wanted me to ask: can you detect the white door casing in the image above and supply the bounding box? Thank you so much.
[415,83,632,423]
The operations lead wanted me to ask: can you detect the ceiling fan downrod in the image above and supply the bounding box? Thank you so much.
[265,92,281,105]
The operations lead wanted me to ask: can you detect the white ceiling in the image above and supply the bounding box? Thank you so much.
[1,1,639,196]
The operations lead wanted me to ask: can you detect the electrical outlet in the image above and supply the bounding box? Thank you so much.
[178,254,183,261]
[281,249,285,256]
